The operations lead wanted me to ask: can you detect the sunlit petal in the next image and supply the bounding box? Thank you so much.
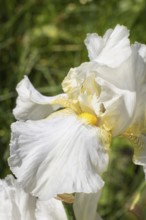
[124,43,146,135]
[63,59,137,136]
[9,109,110,200]
[84,24,131,67]
[13,76,67,120]
[95,77,136,136]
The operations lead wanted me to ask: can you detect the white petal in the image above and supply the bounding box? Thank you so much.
[63,62,136,136]
[35,199,67,220]
[0,175,36,220]
[73,192,103,220]
[63,51,137,99]
[13,76,67,120]
[95,77,136,136]
[9,110,110,200]
[124,44,146,133]
[139,44,146,62]
[84,34,105,61]
[63,41,146,136]
[84,25,131,67]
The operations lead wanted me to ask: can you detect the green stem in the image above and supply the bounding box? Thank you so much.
[63,202,76,220]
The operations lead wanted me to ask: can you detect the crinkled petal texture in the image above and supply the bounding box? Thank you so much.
[35,199,67,220]
[13,76,67,121]
[0,175,36,220]
[84,24,131,68]
[73,192,103,220]
[9,109,110,200]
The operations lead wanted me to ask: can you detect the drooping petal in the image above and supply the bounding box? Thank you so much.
[13,76,67,121]
[0,175,36,220]
[35,199,67,220]
[9,109,111,200]
[73,192,103,220]
[84,25,131,68]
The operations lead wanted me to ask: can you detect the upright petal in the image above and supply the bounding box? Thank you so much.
[120,44,146,177]
[126,44,146,133]
[9,109,111,200]
[84,25,131,68]
[13,76,67,120]
[73,192,103,220]
[62,60,137,136]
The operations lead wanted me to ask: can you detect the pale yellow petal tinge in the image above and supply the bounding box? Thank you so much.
[51,97,82,114]
[121,129,146,179]
[56,193,75,204]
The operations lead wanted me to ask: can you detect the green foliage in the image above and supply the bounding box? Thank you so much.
[99,138,144,220]
[1,0,146,219]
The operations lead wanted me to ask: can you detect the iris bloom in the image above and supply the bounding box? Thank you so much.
[0,175,67,220]
[9,75,110,200]
[9,24,146,205]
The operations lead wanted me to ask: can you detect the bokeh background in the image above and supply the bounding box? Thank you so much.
[0,0,146,219]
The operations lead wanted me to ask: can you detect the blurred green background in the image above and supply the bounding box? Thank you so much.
[0,0,146,219]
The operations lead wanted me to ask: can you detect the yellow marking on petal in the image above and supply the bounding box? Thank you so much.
[51,98,81,114]
[79,112,98,126]
[97,128,111,149]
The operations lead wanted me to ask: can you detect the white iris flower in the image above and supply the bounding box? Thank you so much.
[64,24,146,178]
[8,24,146,205]
[0,175,67,220]
[9,75,111,201]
